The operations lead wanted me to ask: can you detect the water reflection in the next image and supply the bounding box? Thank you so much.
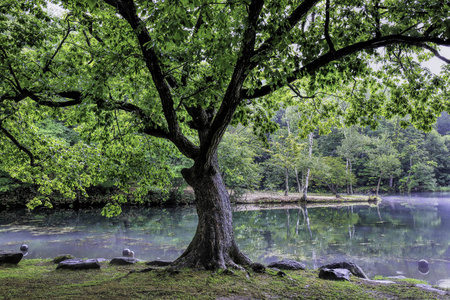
[0,193,449,285]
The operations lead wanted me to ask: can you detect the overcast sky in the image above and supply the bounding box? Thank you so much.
[421,46,450,74]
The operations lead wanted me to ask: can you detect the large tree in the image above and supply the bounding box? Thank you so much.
[1,0,449,270]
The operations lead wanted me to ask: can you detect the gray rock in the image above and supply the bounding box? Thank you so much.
[110,257,138,265]
[0,252,23,264]
[267,260,307,270]
[319,261,368,279]
[436,279,450,289]
[414,284,448,296]
[418,259,429,274]
[250,262,266,273]
[146,260,172,267]
[56,259,101,270]
[319,268,351,281]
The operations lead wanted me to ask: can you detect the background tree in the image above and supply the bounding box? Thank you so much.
[311,156,353,197]
[1,0,449,270]
[337,127,370,194]
[366,136,402,195]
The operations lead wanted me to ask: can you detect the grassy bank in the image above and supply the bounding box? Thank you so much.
[0,259,447,299]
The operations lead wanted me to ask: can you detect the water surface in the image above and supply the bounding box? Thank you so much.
[0,192,449,285]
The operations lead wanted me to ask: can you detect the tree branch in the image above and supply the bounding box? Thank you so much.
[324,0,335,52]
[103,0,198,159]
[0,124,37,167]
[244,35,450,99]
[254,0,320,58]
[43,17,72,73]
[200,0,265,170]
[422,45,450,64]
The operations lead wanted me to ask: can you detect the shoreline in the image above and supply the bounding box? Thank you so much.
[235,191,381,204]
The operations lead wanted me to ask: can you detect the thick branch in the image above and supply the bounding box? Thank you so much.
[43,17,71,73]
[0,124,37,167]
[324,0,335,52]
[244,35,450,99]
[103,0,198,159]
[254,0,320,58]
[200,0,265,170]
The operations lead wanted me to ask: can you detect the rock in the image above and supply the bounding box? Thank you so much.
[418,259,429,274]
[250,262,266,273]
[122,248,131,256]
[414,284,447,296]
[436,279,450,289]
[0,252,23,264]
[110,257,138,265]
[146,260,172,267]
[20,244,28,252]
[319,268,351,281]
[56,259,101,270]
[277,270,287,277]
[267,260,307,270]
[53,254,75,264]
[319,261,368,279]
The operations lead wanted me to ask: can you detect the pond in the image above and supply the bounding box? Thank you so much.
[0,192,449,286]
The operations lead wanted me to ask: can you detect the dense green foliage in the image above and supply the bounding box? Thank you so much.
[226,111,450,195]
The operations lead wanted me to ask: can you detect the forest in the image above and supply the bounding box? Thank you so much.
[2,109,450,202]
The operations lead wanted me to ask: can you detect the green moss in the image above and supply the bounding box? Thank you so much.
[0,260,447,299]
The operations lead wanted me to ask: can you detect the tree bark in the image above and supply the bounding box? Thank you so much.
[376,176,382,196]
[174,156,251,270]
[301,132,313,201]
[349,160,353,195]
[284,167,289,196]
[295,166,301,193]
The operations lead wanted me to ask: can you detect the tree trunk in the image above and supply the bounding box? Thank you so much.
[295,166,301,193]
[301,132,313,201]
[174,158,251,270]
[349,160,353,195]
[376,176,382,196]
[346,159,350,194]
[284,167,289,196]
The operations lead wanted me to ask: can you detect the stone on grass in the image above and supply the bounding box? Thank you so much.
[110,257,138,265]
[146,260,172,267]
[414,284,448,296]
[267,260,307,270]
[319,261,368,279]
[418,259,429,274]
[0,252,23,264]
[56,259,101,270]
[436,279,450,289]
[250,262,266,273]
[319,268,351,281]
[53,254,75,264]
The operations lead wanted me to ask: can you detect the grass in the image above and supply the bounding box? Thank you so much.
[0,259,448,299]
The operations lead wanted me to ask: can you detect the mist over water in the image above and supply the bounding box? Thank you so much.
[1,192,449,285]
